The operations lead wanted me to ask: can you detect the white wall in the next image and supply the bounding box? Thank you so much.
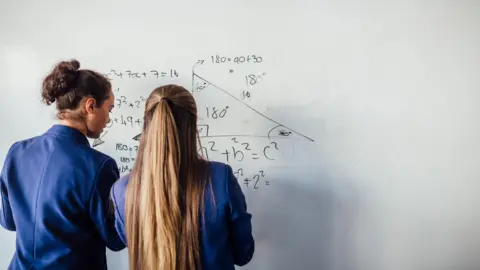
[1,1,480,269]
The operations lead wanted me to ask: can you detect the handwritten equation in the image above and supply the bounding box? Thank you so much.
[102,66,181,131]
[115,95,146,109]
[107,115,143,129]
[114,142,270,189]
[198,137,281,162]
[102,69,179,80]
[115,142,138,174]
[203,54,263,64]
[233,168,269,189]
[94,55,313,192]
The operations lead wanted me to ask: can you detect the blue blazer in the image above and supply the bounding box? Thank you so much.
[111,161,255,270]
[0,125,125,270]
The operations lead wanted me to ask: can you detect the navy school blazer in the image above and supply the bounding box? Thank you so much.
[0,125,125,269]
[111,161,255,270]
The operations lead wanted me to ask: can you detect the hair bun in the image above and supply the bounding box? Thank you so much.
[41,59,81,105]
[55,59,80,72]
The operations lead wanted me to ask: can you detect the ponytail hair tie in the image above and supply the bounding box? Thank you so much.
[160,97,173,106]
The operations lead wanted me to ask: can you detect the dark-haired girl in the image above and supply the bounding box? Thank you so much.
[0,59,125,269]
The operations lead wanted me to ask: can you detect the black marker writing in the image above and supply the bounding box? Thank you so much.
[206,106,229,119]
[232,147,244,161]
[201,138,280,162]
[233,168,244,178]
[116,95,146,109]
[240,90,251,101]
[102,69,179,80]
[119,156,136,163]
[208,141,218,151]
[118,165,133,173]
[209,55,263,64]
[106,115,143,129]
[232,168,268,189]
[194,81,209,92]
[245,72,267,87]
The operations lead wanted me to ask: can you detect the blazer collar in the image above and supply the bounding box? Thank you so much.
[46,124,90,146]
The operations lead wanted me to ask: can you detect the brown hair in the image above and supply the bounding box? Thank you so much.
[125,84,211,270]
[41,59,111,120]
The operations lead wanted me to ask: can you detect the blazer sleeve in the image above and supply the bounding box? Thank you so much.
[89,158,126,251]
[110,181,127,246]
[226,165,255,266]
[0,143,17,231]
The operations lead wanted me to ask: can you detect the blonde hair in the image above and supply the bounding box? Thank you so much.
[125,84,210,270]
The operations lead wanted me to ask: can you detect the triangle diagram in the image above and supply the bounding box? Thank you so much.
[190,72,313,142]
[130,72,314,143]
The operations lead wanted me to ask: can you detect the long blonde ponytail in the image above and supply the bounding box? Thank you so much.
[125,85,209,270]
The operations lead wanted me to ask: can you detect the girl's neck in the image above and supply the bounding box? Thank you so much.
[59,120,87,137]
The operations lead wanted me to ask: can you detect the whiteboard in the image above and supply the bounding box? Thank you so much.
[1,1,480,269]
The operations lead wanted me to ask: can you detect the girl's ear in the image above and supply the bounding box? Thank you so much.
[85,98,97,114]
